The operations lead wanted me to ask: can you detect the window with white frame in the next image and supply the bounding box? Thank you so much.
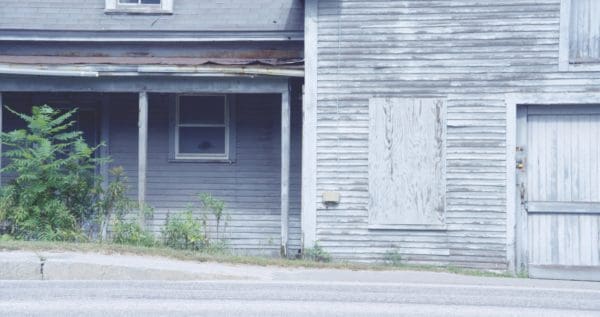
[105,0,173,13]
[174,95,232,160]
[559,0,600,70]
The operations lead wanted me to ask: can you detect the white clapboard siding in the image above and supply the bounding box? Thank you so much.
[315,0,600,269]
[526,108,600,271]
[570,0,600,62]
[368,98,445,227]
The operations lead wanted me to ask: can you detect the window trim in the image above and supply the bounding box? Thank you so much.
[559,0,600,71]
[105,0,173,14]
[170,94,236,162]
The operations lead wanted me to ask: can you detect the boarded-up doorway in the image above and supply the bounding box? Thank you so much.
[516,104,600,281]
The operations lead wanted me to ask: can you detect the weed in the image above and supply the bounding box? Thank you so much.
[303,243,332,262]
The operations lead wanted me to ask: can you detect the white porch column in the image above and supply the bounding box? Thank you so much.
[302,0,318,249]
[138,91,148,227]
[281,88,291,257]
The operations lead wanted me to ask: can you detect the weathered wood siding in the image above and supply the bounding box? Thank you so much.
[0,0,303,32]
[315,0,600,269]
[1,92,302,255]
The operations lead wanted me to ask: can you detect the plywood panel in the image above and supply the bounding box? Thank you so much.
[368,98,445,227]
[570,0,600,62]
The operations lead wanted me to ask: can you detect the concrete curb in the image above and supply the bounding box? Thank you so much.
[2,251,600,290]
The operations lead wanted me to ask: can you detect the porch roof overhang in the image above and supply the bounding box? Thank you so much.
[0,55,304,78]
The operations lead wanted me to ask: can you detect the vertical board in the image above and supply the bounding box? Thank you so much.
[281,90,291,255]
[369,98,445,227]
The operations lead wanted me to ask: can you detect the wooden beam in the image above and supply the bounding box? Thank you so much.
[515,106,528,275]
[301,0,318,250]
[281,88,291,257]
[138,91,148,227]
[0,76,290,94]
[527,201,600,214]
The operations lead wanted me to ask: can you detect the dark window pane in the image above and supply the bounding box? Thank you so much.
[179,95,226,125]
[141,0,161,4]
[179,127,226,155]
[119,0,138,4]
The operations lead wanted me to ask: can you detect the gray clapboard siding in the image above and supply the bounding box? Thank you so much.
[0,0,304,32]
[314,0,600,269]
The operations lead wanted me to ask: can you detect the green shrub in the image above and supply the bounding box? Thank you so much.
[199,193,226,240]
[96,167,136,241]
[162,209,206,250]
[383,249,403,266]
[0,105,105,240]
[303,243,331,262]
[111,219,156,248]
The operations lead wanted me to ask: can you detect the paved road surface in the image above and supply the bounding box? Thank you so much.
[1,279,600,317]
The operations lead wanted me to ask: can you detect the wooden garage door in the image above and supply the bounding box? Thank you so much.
[517,105,600,281]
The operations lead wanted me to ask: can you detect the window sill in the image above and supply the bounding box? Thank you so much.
[559,62,600,72]
[368,224,447,231]
[105,8,173,15]
[169,158,235,164]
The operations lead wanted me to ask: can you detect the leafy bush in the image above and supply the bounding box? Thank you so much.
[0,105,104,240]
[162,208,206,250]
[383,249,403,266]
[111,219,156,247]
[96,167,136,241]
[303,243,331,262]
[199,193,226,240]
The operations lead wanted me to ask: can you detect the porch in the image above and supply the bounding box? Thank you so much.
[0,77,302,256]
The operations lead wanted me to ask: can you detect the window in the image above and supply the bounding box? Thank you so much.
[559,0,600,70]
[172,95,235,161]
[105,0,173,14]
[368,98,446,230]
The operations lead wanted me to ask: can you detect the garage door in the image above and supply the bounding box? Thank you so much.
[517,105,600,281]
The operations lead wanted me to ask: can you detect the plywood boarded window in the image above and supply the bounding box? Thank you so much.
[368,98,446,230]
[569,0,600,63]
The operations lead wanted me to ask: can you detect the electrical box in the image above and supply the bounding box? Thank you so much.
[322,191,340,205]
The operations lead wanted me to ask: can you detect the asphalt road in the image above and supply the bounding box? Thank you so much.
[1,280,600,317]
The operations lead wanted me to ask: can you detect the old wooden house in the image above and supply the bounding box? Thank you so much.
[1,0,600,281]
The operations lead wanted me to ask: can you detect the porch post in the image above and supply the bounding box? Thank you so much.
[302,0,318,249]
[281,88,291,257]
[0,92,2,186]
[138,91,148,227]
